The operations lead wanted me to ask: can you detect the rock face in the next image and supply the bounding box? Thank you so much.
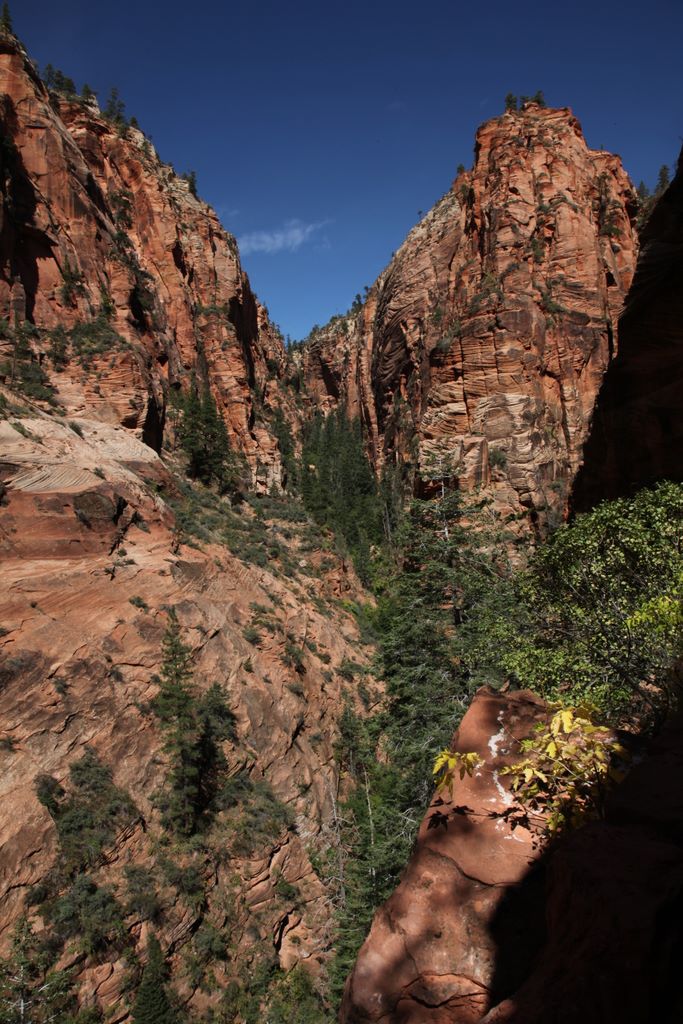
[305,104,638,529]
[0,407,375,1011]
[0,34,294,489]
[340,690,683,1024]
[571,145,683,510]
[340,690,547,1023]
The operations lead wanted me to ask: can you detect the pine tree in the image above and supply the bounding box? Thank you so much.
[132,936,176,1024]
[0,919,75,1024]
[656,164,671,195]
[1,4,12,34]
[178,377,236,491]
[181,170,198,198]
[152,610,200,835]
[504,92,518,111]
[103,87,126,125]
[152,611,234,836]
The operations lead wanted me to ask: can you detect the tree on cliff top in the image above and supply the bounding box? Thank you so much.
[1,4,12,34]
[132,936,176,1024]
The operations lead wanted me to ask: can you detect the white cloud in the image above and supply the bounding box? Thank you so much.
[239,218,328,255]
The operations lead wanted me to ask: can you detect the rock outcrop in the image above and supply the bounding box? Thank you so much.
[339,689,547,1023]
[341,690,683,1024]
[0,33,295,489]
[304,104,638,530]
[571,145,683,510]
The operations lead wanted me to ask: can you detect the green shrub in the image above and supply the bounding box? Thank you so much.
[35,749,138,875]
[43,876,126,955]
[489,447,507,469]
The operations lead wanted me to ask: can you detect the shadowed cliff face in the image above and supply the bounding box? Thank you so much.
[0,36,295,488]
[571,146,683,510]
[304,105,638,532]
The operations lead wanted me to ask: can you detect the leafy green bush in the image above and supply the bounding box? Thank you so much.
[497,482,683,719]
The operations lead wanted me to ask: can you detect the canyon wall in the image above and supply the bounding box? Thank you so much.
[0,33,296,489]
[304,103,638,529]
[0,30,354,1017]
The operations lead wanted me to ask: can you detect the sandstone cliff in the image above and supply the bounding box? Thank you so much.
[304,104,638,530]
[0,29,365,1018]
[0,403,374,1014]
[0,33,295,489]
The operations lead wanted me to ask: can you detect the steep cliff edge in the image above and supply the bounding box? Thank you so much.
[304,104,638,529]
[0,33,294,488]
[571,144,683,509]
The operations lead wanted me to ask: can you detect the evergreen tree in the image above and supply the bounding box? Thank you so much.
[504,92,518,111]
[0,919,75,1024]
[181,170,198,198]
[81,83,95,102]
[301,409,382,583]
[152,610,235,836]
[0,4,12,34]
[152,610,201,836]
[103,87,126,125]
[656,164,671,194]
[132,936,176,1024]
[636,180,651,203]
[178,377,237,492]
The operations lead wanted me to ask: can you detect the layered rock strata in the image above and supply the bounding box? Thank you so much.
[339,689,547,1023]
[304,105,638,529]
[0,34,295,488]
[0,407,374,1012]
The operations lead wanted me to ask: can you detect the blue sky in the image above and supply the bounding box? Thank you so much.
[15,0,683,341]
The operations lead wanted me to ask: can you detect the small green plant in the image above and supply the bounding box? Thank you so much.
[501,706,629,840]
[129,595,149,611]
[489,447,507,470]
[432,749,482,795]
[60,257,85,307]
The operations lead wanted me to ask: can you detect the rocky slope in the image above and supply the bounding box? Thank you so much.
[572,144,683,510]
[0,32,295,489]
[0,401,375,1014]
[304,104,638,530]
[0,28,368,1019]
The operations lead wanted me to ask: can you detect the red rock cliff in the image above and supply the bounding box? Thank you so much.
[0,34,294,488]
[304,104,638,529]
